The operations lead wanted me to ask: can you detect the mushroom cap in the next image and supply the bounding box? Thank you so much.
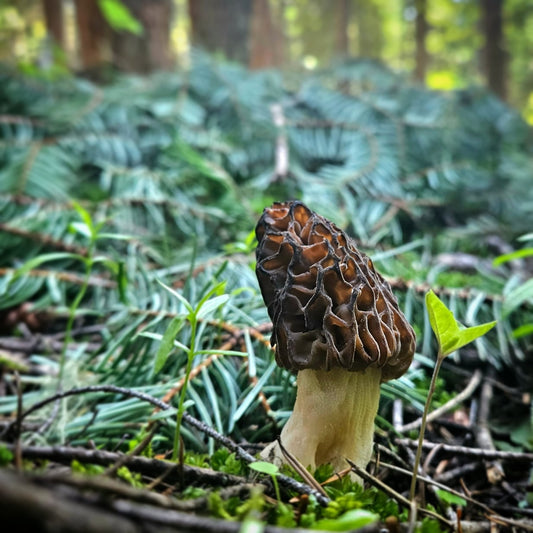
[255,201,416,382]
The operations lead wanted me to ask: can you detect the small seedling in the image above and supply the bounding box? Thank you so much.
[12,201,128,385]
[409,290,496,502]
[149,280,232,461]
[249,461,282,502]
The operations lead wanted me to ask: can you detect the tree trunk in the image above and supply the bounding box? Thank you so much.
[110,0,173,73]
[353,2,383,59]
[188,0,254,64]
[74,0,108,72]
[414,0,428,82]
[481,0,507,100]
[249,0,283,69]
[335,0,350,58]
[42,0,64,47]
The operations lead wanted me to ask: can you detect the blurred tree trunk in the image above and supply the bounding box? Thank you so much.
[110,0,173,73]
[414,0,428,82]
[335,0,350,58]
[353,2,383,58]
[481,0,507,100]
[188,0,253,63]
[42,0,64,47]
[249,0,284,69]
[74,0,108,71]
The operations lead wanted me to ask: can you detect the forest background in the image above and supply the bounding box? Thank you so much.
[3,0,533,122]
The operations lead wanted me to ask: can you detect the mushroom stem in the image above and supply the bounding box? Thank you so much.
[262,366,382,481]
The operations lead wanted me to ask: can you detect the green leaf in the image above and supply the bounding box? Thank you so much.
[13,252,83,280]
[195,281,227,314]
[98,0,143,35]
[446,321,497,354]
[156,279,194,315]
[153,320,184,374]
[96,232,134,241]
[502,278,533,316]
[139,331,189,353]
[518,233,533,242]
[116,260,128,303]
[153,316,186,374]
[425,290,460,354]
[196,294,229,320]
[493,248,533,266]
[426,290,496,356]
[435,489,467,507]
[239,518,265,533]
[71,201,94,233]
[249,461,279,476]
[512,323,533,339]
[312,509,378,531]
[69,221,92,239]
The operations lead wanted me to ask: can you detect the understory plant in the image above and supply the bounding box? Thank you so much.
[11,202,128,385]
[409,290,496,502]
[145,279,244,461]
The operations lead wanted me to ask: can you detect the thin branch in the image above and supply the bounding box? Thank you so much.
[345,459,452,529]
[398,369,482,433]
[9,384,330,506]
[0,223,88,255]
[4,443,246,488]
[0,468,343,533]
[397,438,533,462]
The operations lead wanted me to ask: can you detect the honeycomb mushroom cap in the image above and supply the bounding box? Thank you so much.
[255,201,416,382]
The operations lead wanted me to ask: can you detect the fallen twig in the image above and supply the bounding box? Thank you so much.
[398,370,482,433]
[5,384,330,505]
[396,438,533,462]
[346,458,453,529]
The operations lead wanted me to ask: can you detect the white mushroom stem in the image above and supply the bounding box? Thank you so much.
[261,366,382,483]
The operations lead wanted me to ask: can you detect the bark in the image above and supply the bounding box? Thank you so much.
[353,2,383,59]
[414,0,428,82]
[74,0,108,71]
[188,0,253,64]
[110,0,173,73]
[42,0,64,47]
[249,0,283,69]
[335,0,350,58]
[481,0,507,100]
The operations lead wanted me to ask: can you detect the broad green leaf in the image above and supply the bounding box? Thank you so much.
[249,461,279,476]
[426,290,496,356]
[312,509,378,531]
[98,0,143,35]
[425,290,460,353]
[445,321,497,354]
[153,316,185,374]
[435,489,467,507]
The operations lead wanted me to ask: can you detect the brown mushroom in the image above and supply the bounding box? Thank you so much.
[255,201,416,481]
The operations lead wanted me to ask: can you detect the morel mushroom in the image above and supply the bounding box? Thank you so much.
[255,201,416,480]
